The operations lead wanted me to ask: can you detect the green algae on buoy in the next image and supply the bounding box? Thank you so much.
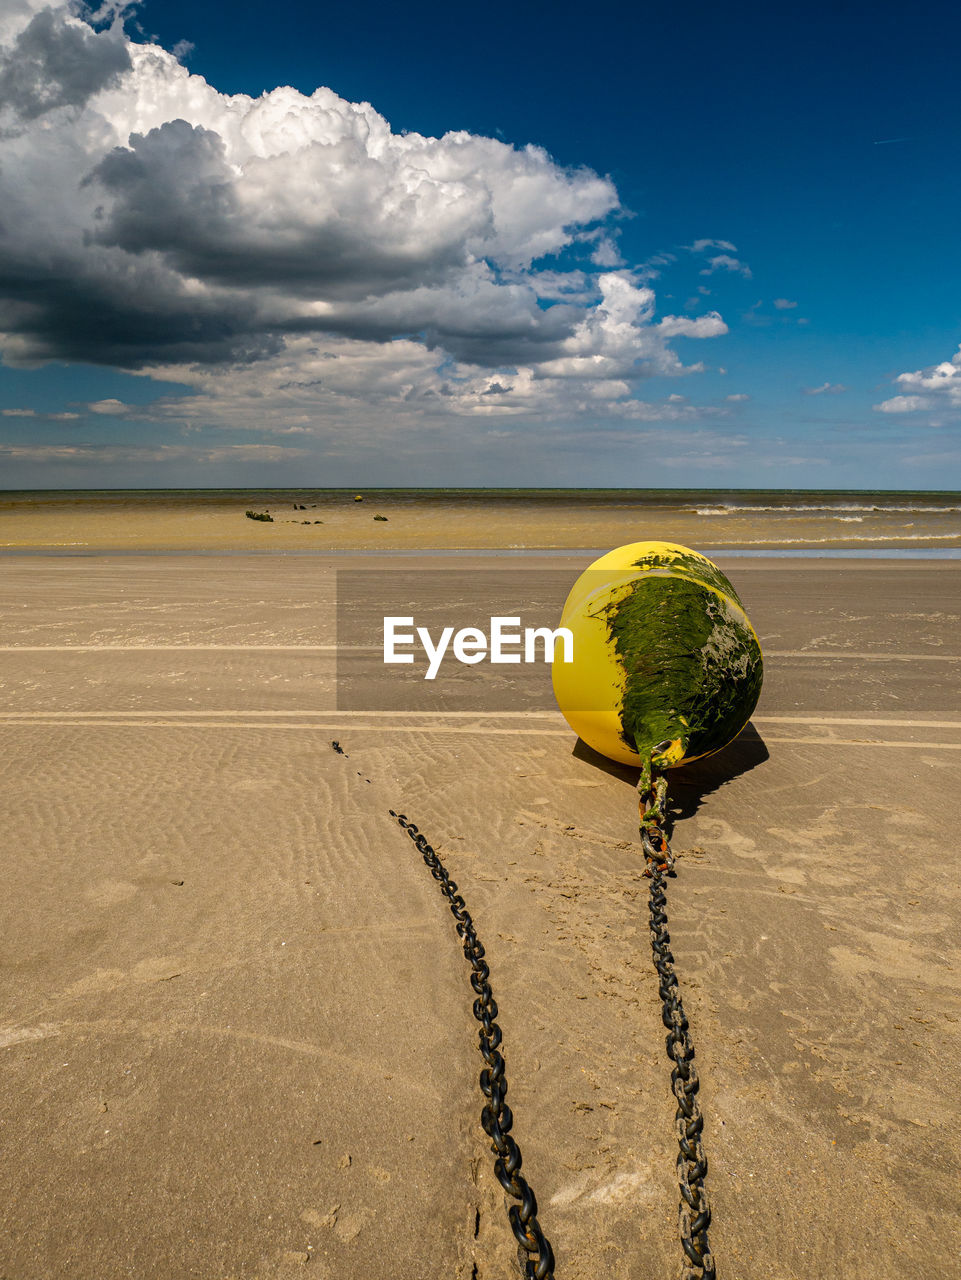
[552,541,763,767]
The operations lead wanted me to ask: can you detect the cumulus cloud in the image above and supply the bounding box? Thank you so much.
[0,3,130,119]
[773,298,797,310]
[657,312,727,338]
[874,394,931,414]
[874,344,961,414]
[128,292,720,438]
[0,1,729,435]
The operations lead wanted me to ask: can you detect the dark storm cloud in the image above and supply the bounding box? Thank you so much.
[0,240,282,367]
[0,5,130,120]
[0,3,724,414]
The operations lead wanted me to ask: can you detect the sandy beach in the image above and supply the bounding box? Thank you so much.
[2,0,960,1268]
[1,549,959,1279]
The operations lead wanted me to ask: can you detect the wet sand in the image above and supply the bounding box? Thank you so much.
[0,554,959,1279]
[2,489,960,552]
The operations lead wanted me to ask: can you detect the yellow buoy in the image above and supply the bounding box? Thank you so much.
[552,541,763,767]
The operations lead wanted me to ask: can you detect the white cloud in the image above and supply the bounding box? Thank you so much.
[725,392,750,402]
[700,254,752,279]
[804,382,847,395]
[0,3,130,118]
[634,250,676,282]
[87,397,133,414]
[590,235,623,268]
[0,2,729,433]
[874,394,932,414]
[657,311,727,338]
[0,441,307,464]
[687,239,737,254]
[874,344,961,414]
[523,270,592,301]
[773,298,797,310]
[529,274,721,386]
[1,406,81,419]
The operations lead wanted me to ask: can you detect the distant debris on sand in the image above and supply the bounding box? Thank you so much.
[354,494,364,501]
[373,514,389,521]
[245,510,273,522]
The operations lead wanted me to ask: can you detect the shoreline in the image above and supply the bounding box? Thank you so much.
[2,545,960,559]
[1,489,958,556]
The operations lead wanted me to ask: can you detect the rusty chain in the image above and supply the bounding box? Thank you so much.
[639,748,715,1280]
[333,739,716,1280]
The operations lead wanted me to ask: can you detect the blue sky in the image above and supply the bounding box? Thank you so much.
[0,0,959,488]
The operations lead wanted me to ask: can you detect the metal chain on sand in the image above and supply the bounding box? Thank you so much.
[333,739,716,1280]
[332,741,555,1280]
[639,749,715,1280]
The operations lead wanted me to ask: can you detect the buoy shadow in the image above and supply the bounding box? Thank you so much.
[571,722,769,834]
[665,724,769,829]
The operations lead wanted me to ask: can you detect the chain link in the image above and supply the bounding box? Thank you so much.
[389,808,556,1280]
[334,735,554,1277]
[333,738,717,1280]
[639,749,716,1280]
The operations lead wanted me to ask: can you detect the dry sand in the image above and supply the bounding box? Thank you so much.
[0,553,959,1279]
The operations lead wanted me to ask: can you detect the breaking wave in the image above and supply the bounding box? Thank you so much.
[690,503,961,515]
[713,533,961,544]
